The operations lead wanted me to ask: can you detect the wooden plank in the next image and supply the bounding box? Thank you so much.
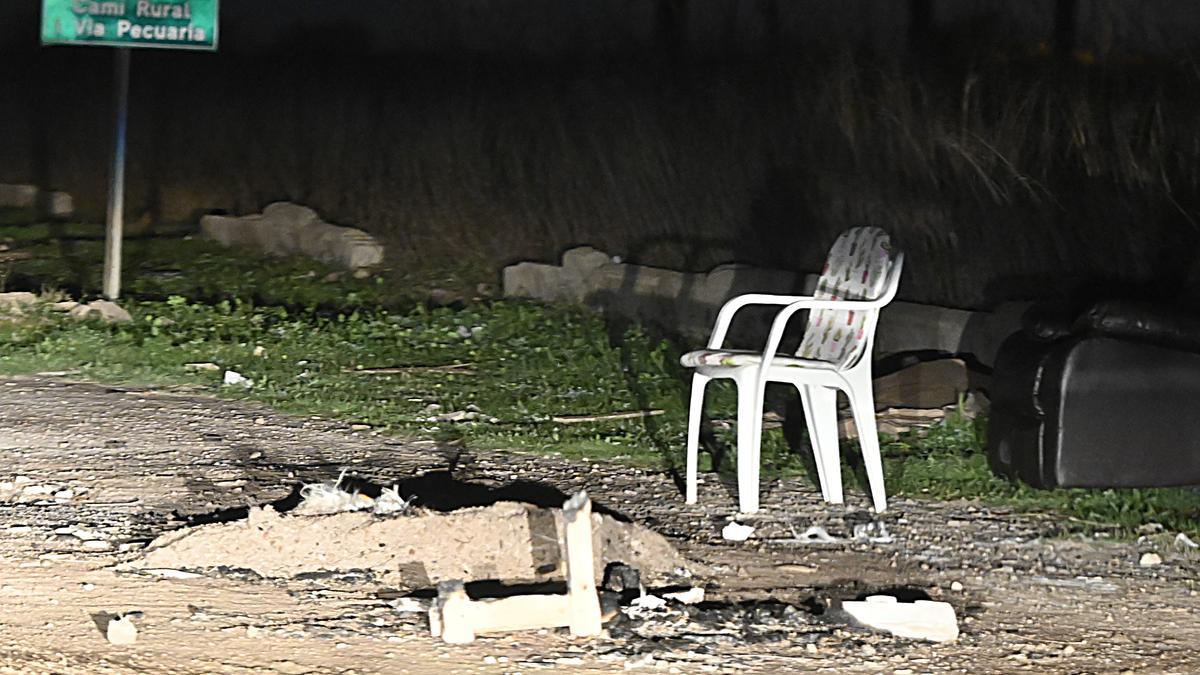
[562,490,602,637]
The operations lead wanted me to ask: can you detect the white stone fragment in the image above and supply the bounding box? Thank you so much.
[721,521,755,542]
[106,615,138,645]
[662,587,705,605]
[842,595,959,642]
[1139,552,1163,567]
[222,370,252,387]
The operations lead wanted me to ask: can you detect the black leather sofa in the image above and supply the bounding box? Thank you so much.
[986,299,1200,489]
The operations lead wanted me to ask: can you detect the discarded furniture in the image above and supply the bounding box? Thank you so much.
[680,227,905,513]
[429,491,602,643]
[988,299,1200,488]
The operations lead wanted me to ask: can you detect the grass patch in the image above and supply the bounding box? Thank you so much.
[2,221,1198,538]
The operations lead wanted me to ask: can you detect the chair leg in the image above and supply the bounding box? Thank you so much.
[847,379,887,513]
[796,384,830,501]
[807,386,843,504]
[684,373,711,504]
[734,371,764,513]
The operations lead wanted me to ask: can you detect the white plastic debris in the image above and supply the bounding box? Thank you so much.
[853,521,894,544]
[662,587,705,605]
[373,485,413,515]
[796,525,839,543]
[1139,552,1163,567]
[222,370,252,387]
[625,593,669,620]
[293,481,374,515]
[842,595,959,642]
[1176,533,1198,549]
[106,615,138,645]
[140,568,203,580]
[721,521,755,541]
[293,471,412,516]
[388,597,429,613]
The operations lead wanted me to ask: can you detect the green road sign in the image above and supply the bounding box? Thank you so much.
[41,0,219,51]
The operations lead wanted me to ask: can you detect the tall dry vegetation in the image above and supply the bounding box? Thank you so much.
[3,45,1200,308]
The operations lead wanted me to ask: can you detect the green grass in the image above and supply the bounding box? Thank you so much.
[2,220,1198,538]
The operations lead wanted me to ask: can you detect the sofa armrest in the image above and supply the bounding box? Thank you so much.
[1072,299,1200,352]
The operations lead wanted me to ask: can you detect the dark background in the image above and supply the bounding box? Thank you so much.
[3,1,1200,308]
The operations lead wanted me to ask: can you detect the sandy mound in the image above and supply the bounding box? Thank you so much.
[127,501,689,587]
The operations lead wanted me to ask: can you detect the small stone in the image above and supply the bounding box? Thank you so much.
[483,656,498,664]
[253,417,266,425]
[805,643,818,654]
[246,625,264,638]
[1139,552,1163,567]
[721,521,755,542]
[950,581,964,592]
[860,643,877,656]
[353,268,371,279]
[106,616,138,645]
[1062,645,1076,656]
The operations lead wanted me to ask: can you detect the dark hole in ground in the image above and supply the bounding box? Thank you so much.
[851,586,933,603]
[170,467,629,528]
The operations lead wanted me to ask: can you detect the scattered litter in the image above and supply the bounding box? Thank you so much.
[139,568,203,580]
[373,485,413,515]
[841,595,959,642]
[1176,533,1198,549]
[551,410,665,424]
[388,597,429,613]
[794,525,839,544]
[293,471,374,515]
[105,615,138,645]
[852,521,894,544]
[1030,576,1119,593]
[55,526,106,542]
[222,370,252,388]
[662,587,705,605]
[184,362,221,372]
[630,594,666,611]
[292,472,413,516]
[1139,552,1163,567]
[721,522,755,542]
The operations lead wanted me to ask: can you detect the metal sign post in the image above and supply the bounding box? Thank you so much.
[41,0,218,299]
[103,48,130,300]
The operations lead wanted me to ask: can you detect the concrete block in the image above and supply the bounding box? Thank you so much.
[0,184,37,208]
[38,191,74,219]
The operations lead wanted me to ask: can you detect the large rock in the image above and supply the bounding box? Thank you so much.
[200,201,384,270]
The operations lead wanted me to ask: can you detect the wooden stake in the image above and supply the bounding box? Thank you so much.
[428,490,603,643]
[562,490,602,637]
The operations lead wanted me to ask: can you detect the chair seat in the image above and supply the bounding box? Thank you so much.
[680,349,840,371]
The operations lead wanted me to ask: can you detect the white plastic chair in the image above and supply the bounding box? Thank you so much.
[680,227,904,513]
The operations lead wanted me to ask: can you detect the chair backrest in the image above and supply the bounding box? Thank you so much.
[797,227,898,368]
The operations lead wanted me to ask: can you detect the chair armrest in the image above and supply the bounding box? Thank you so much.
[706,293,818,349]
[757,297,892,374]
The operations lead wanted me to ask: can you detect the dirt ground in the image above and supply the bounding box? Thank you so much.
[1,375,1198,674]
